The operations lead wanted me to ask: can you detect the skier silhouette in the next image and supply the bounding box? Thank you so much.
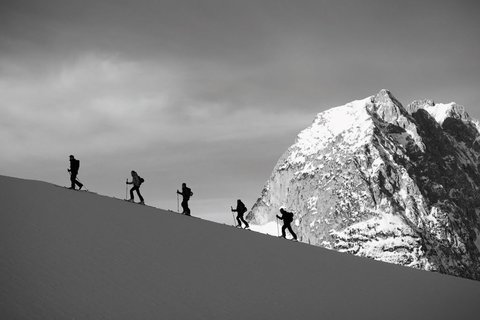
[276,208,297,240]
[177,183,193,216]
[231,199,249,228]
[67,155,83,190]
[126,170,145,204]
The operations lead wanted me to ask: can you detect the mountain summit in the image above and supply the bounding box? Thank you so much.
[247,89,480,280]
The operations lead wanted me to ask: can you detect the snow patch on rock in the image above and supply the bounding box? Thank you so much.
[294,96,374,158]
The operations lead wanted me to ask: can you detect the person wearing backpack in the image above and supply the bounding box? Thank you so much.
[176,183,193,216]
[67,155,83,190]
[126,170,145,204]
[276,207,297,240]
[231,199,249,229]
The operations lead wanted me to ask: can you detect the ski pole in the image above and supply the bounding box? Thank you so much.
[76,176,85,189]
[231,207,236,226]
[125,179,128,200]
[177,193,180,213]
[276,217,280,237]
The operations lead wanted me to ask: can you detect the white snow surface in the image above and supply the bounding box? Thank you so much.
[293,97,373,157]
[423,102,468,125]
[423,102,455,124]
[1,175,480,319]
[250,221,280,236]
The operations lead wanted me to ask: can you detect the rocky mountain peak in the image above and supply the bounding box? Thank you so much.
[248,90,480,280]
[373,89,402,108]
[448,103,470,120]
[367,89,407,121]
[366,89,424,150]
[406,99,435,114]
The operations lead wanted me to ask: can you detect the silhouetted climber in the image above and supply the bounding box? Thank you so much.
[177,183,193,216]
[126,170,145,205]
[276,208,297,240]
[231,199,249,228]
[67,155,83,190]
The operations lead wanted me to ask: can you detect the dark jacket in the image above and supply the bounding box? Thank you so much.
[232,201,247,215]
[277,209,294,224]
[178,187,193,201]
[70,159,80,174]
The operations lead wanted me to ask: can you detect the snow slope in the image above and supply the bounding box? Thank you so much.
[1,174,479,319]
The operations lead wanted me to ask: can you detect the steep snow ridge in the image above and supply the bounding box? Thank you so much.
[249,89,480,281]
[294,97,374,158]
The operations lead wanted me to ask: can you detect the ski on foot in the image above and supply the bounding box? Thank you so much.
[65,187,90,193]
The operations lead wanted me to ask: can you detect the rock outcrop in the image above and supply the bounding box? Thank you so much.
[247,89,480,280]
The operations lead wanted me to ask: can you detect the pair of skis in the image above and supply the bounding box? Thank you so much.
[278,236,298,242]
[124,199,145,205]
[235,225,250,230]
[64,186,93,193]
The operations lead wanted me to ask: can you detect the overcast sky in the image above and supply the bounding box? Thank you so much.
[1,0,479,223]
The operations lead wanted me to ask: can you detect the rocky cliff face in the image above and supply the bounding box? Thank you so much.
[247,89,480,280]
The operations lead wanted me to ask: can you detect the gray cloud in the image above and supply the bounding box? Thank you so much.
[1,0,479,222]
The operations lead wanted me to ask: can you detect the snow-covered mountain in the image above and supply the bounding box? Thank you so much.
[2,174,480,319]
[247,89,480,280]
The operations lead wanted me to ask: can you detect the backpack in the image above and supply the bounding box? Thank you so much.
[238,202,247,214]
[283,210,294,223]
[182,187,192,199]
[71,159,80,172]
[139,177,145,184]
